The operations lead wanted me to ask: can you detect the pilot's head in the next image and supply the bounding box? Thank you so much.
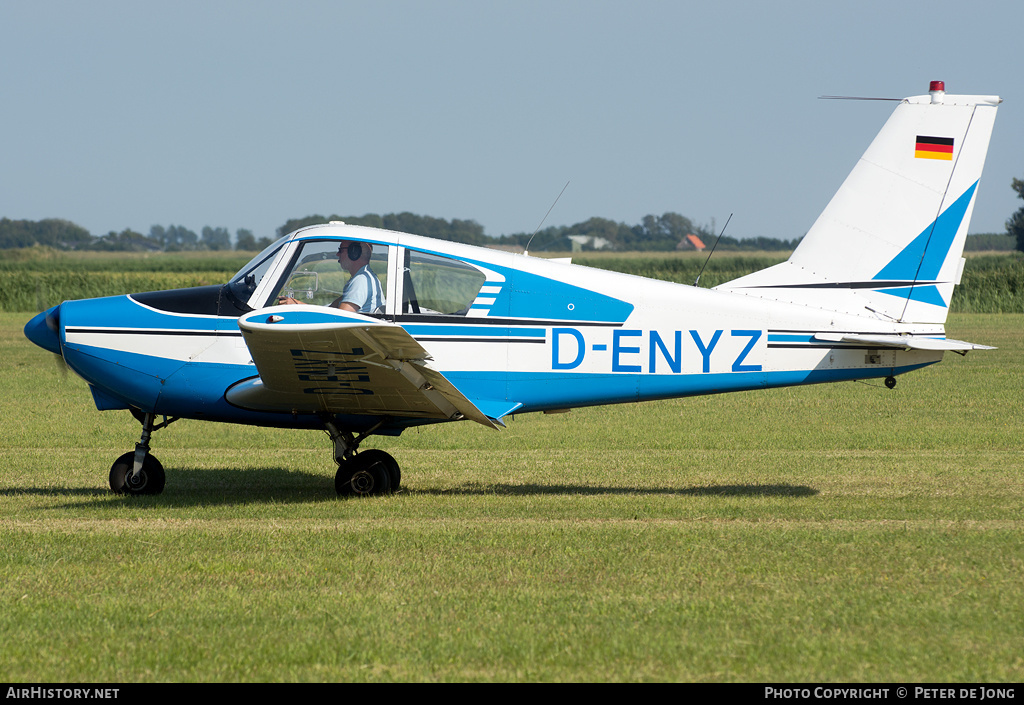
[337,240,371,271]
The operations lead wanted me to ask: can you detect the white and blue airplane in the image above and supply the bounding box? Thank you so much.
[24,81,1000,497]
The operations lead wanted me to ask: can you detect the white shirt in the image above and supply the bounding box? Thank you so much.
[340,264,384,313]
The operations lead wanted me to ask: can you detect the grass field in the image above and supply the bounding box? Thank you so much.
[3,247,1024,314]
[1,310,1023,683]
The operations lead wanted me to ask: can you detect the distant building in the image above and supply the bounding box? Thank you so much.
[568,235,612,252]
[677,234,706,251]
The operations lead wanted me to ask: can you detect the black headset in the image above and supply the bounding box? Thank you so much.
[346,242,363,261]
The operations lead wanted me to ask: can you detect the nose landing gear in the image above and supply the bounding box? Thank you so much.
[109,412,178,495]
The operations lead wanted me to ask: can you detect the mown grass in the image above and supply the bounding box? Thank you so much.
[1,312,1022,682]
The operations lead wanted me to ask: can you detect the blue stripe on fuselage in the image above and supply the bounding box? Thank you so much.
[450,363,937,414]
[402,324,547,338]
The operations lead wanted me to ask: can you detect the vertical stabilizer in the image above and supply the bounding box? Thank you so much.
[717,82,1000,324]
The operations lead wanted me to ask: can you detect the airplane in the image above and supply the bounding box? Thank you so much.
[24,81,1001,498]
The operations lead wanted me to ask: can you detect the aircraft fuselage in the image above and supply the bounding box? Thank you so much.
[27,227,944,436]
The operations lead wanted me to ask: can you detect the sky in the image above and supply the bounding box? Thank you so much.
[1,0,1021,243]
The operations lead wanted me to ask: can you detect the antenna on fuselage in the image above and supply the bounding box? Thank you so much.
[693,213,732,287]
[524,180,570,256]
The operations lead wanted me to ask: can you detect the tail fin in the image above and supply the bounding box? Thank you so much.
[718,82,1000,324]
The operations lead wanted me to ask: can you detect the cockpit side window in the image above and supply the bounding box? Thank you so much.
[402,250,486,316]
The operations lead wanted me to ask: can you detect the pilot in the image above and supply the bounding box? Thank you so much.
[278,240,384,313]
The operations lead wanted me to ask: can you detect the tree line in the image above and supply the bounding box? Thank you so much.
[2,213,794,253]
[5,176,1024,254]
[1008,177,1024,252]
[0,219,267,253]
[277,211,803,252]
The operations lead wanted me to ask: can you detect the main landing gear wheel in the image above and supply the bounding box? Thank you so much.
[322,418,401,498]
[335,451,399,497]
[109,451,165,495]
[357,449,401,491]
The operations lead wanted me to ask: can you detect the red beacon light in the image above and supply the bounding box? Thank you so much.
[929,80,945,103]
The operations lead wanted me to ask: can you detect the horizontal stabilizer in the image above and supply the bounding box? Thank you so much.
[813,332,995,352]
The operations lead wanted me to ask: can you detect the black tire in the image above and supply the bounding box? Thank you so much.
[356,449,401,492]
[109,451,166,495]
[335,453,392,497]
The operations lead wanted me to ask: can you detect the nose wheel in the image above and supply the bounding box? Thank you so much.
[109,451,165,495]
[109,411,176,495]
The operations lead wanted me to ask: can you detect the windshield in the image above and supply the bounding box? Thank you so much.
[227,236,288,302]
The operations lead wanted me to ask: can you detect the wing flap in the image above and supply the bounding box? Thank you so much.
[234,306,500,428]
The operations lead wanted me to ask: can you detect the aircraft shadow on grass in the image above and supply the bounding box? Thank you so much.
[5,467,327,509]
[3,466,818,508]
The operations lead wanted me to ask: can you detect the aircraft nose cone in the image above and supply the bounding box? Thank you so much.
[24,305,63,355]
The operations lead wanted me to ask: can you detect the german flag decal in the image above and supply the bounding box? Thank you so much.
[915,135,954,160]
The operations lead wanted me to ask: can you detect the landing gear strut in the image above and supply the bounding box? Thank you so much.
[323,418,401,497]
[109,412,177,495]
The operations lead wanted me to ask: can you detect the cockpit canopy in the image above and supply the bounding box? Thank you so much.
[226,230,491,319]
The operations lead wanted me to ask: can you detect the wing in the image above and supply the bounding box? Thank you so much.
[229,306,501,428]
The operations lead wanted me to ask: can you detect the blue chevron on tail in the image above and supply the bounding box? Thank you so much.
[871,180,978,308]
